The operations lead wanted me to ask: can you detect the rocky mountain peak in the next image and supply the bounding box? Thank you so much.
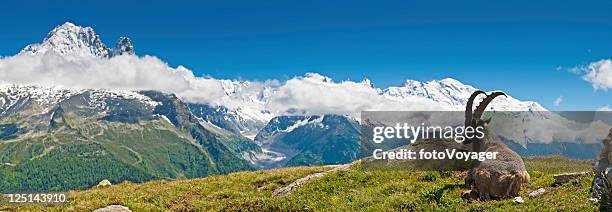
[20,22,135,58]
[113,37,135,56]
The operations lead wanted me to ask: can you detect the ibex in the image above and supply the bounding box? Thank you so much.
[463,90,530,200]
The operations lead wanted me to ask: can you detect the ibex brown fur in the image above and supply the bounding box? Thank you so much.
[463,91,530,200]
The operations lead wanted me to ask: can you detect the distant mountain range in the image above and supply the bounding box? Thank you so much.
[0,22,600,192]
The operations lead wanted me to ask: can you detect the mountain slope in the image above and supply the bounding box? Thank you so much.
[0,86,260,192]
[254,115,360,167]
[187,103,269,140]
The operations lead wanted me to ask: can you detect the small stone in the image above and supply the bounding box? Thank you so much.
[588,197,599,204]
[513,196,524,204]
[96,179,112,187]
[528,188,545,199]
[93,205,131,212]
[461,190,478,201]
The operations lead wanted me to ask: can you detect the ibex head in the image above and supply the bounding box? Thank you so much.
[463,90,507,151]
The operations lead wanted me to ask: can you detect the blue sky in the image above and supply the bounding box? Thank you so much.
[0,0,611,110]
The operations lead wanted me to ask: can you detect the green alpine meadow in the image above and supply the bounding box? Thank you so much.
[1,157,597,211]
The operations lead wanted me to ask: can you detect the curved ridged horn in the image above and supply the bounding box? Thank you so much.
[473,91,507,120]
[465,90,486,126]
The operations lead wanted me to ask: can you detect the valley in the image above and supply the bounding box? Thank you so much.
[0,22,605,195]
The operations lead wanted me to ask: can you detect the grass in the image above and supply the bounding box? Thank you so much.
[1,156,598,211]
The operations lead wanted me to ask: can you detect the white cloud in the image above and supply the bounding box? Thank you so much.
[574,59,612,91]
[265,73,442,116]
[0,53,443,117]
[0,52,226,103]
[553,96,563,106]
[597,105,612,111]
[0,52,607,145]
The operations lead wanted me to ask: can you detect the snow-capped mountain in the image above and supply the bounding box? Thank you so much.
[382,78,547,112]
[0,84,161,113]
[215,79,276,130]
[203,76,548,140]
[188,80,277,139]
[11,22,550,140]
[20,22,134,57]
[253,115,360,167]
[0,84,164,134]
[188,103,269,139]
[112,37,135,56]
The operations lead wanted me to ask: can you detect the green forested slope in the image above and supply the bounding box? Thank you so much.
[0,115,253,192]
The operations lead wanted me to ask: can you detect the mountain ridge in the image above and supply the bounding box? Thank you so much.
[14,23,547,136]
[0,84,262,192]
[20,22,134,57]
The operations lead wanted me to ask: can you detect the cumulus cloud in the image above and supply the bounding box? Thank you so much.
[0,52,227,103]
[0,53,443,117]
[573,59,612,91]
[265,73,442,116]
[553,96,563,106]
[598,105,612,112]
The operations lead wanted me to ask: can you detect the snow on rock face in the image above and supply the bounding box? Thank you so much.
[189,76,547,139]
[382,78,547,112]
[0,84,77,105]
[253,115,338,146]
[112,37,135,56]
[0,84,160,115]
[191,79,277,136]
[87,89,162,108]
[20,22,134,58]
[0,84,79,115]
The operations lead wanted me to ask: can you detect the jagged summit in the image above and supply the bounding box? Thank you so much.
[360,78,374,88]
[113,37,135,56]
[20,22,134,57]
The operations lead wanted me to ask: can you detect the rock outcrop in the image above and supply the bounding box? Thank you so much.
[592,128,612,209]
[273,164,351,197]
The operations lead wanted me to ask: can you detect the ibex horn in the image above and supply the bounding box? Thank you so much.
[465,90,485,126]
[473,91,507,120]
